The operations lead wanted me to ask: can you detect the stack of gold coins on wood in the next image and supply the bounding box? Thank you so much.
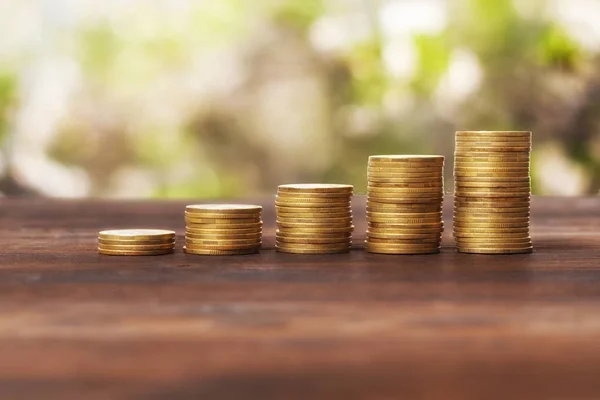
[184,204,263,255]
[275,184,354,254]
[454,131,532,254]
[98,229,176,256]
[366,155,445,254]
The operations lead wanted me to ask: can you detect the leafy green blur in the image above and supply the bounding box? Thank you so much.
[0,0,598,197]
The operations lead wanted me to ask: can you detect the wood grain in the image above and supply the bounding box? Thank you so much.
[0,196,599,399]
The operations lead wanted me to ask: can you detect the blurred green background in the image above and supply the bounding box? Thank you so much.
[1,0,599,198]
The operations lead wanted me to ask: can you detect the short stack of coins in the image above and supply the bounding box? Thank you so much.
[98,229,176,256]
[453,131,533,254]
[275,184,354,254]
[184,204,263,255]
[366,155,445,255]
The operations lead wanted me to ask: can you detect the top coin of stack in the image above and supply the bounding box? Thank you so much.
[366,155,445,255]
[98,229,176,256]
[275,184,353,254]
[453,131,532,254]
[184,204,263,255]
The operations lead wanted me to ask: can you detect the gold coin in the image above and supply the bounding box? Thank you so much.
[453,167,530,175]
[275,235,351,245]
[185,227,262,235]
[453,224,529,232]
[367,217,442,225]
[185,204,262,214]
[454,201,530,208]
[453,190,530,197]
[98,229,176,241]
[368,177,444,185]
[454,208,530,215]
[368,181,443,188]
[276,216,353,224]
[453,231,529,239]
[183,246,260,256]
[454,235,531,241]
[367,236,441,245]
[455,140,531,147]
[367,225,442,234]
[368,220,443,229]
[275,240,351,249]
[278,225,355,234]
[369,190,445,197]
[455,238,532,246]
[453,175,530,182]
[367,200,443,208]
[453,221,529,229]
[367,230,442,240]
[366,210,442,217]
[366,242,442,251]
[98,248,174,256]
[98,238,176,246]
[367,212,442,221]
[275,229,351,238]
[457,247,533,254]
[454,171,530,178]
[455,159,530,166]
[274,198,351,206]
[455,182,531,189]
[454,196,530,203]
[368,166,443,174]
[453,231,531,238]
[368,170,444,177]
[454,156,530,163]
[455,135,531,141]
[275,205,352,213]
[185,217,261,225]
[186,222,263,230]
[98,243,175,251]
[368,186,444,193]
[454,209,531,216]
[454,146,531,153]
[185,238,261,247]
[276,191,351,199]
[455,239,532,246]
[454,166,530,172]
[369,155,444,163]
[456,130,532,137]
[454,182,530,189]
[277,221,352,229]
[184,211,260,220]
[367,196,444,204]
[454,215,530,223]
[185,242,261,251]
[366,204,443,213]
[277,211,352,219]
[276,246,350,255]
[277,183,353,193]
[186,232,262,240]
[275,242,350,249]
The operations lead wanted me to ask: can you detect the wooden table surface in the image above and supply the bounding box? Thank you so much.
[0,196,599,399]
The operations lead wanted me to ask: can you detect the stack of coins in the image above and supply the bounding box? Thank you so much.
[98,229,176,256]
[366,155,445,254]
[184,204,263,255]
[453,131,532,254]
[275,184,354,254]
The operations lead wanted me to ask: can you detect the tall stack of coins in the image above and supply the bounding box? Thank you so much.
[366,155,445,254]
[275,184,353,254]
[184,204,263,255]
[98,229,176,256]
[453,131,532,254]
